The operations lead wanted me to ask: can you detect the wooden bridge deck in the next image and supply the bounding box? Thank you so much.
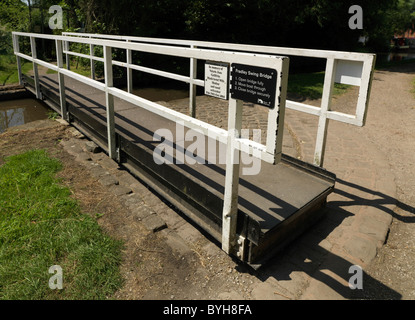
[23,73,335,267]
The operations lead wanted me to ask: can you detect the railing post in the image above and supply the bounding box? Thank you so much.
[221,98,243,254]
[12,34,23,86]
[189,45,197,118]
[104,45,117,160]
[30,36,41,99]
[65,41,70,70]
[355,55,376,127]
[55,39,68,121]
[126,39,133,93]
[314,58,337,167]
[89,36,96,80]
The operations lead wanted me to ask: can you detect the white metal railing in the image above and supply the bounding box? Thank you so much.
[62,32,376,167]
[11,31,289,255]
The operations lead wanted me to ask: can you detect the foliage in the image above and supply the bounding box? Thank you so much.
[1,0,415,85]
[2,0,415,52]
[0,0,30,31]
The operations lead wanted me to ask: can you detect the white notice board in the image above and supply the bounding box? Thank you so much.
[204,61,229,100]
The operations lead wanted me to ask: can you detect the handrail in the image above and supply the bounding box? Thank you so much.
[12,31,290,255]
[62,31,372,60]
[62,32,377,167]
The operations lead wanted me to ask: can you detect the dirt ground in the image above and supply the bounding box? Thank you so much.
[0,119,255,300]
[1,62,414,300]
[347,63,415,299]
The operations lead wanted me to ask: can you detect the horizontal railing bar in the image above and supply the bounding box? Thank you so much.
[63,32,374,62]
[108,87,274,162]
[326,110,358,124]
[34,59,59,71]
[16,50,107,91]
[112,60,191,83]
[113,61,205,87]
[286,100,321,116]
[64,32,191,48]
[18,45,262,155]
[12,32,285,69]
[16,34,362,129]
[63,49,105,62]
[16,52,59,72]
[61,33,375,130]
[286,100,361,125]
[236,138,275,164]
[15,52,33,61]
[62,50,205,87]
[108,86,229,142]
[60,68,106,90]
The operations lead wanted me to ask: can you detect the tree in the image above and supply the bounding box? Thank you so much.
[0,0,30,31]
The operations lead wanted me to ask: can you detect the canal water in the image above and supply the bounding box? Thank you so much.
[377,51,415,63]
[0,88,188,134]
[0,99,50,134]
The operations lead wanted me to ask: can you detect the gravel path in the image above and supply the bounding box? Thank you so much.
[156,63,415,299]
[349,63,415,299]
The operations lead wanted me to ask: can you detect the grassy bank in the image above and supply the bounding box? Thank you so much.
[0,54,32,86]
[287,71,350,100]
[0,54,92,86]
[0,149,123,300]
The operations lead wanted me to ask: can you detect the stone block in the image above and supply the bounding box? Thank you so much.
[142,214,167,232]
[85,140,101,153]
[98,174,119,187]
[342,235,378,264]
[109,185,132,196]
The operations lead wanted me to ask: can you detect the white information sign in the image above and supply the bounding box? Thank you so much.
[204,62,229,100]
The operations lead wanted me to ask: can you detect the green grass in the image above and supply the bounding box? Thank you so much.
[0,54,92,86]
[46,110,60,120]
[64,59,93,77]
[0,54,32,86]
[0,150,123,300]
[287,71,350,100]
[46,59,92,78]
